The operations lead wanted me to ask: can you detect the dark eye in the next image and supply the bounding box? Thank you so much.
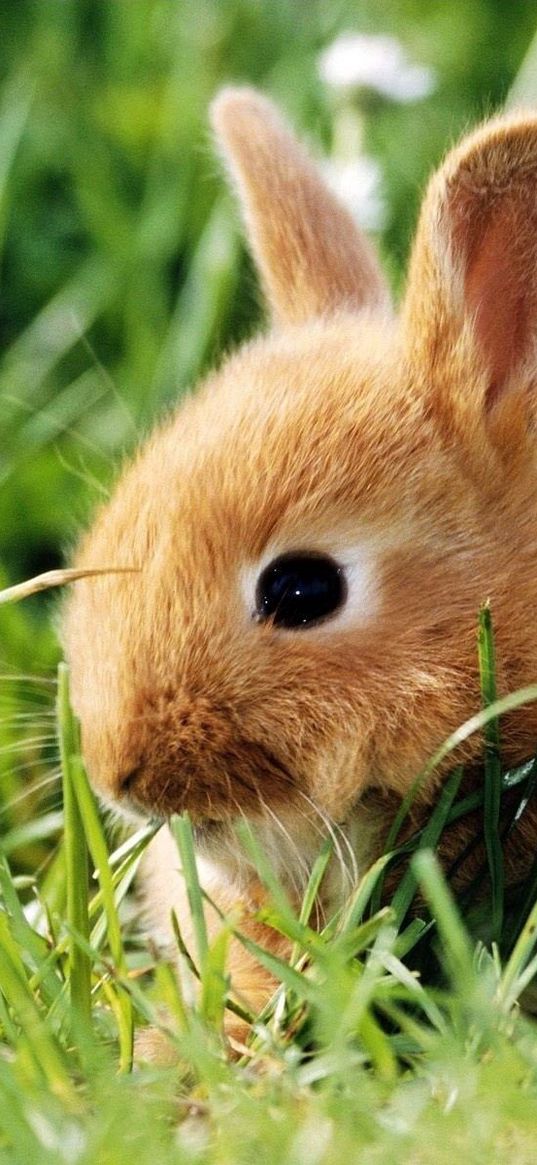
[255,552,347,629]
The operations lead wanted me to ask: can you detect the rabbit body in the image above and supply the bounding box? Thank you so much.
[63,91,537,1031]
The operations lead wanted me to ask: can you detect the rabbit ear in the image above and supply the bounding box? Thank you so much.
[403,113,537,422]
[211,88,390,325]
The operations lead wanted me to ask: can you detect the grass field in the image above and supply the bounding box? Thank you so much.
[4,2,537,1161]
[1,657,537,1163]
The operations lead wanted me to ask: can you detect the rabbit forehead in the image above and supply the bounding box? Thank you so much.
[156,313,422,545]
[199,312,406,443]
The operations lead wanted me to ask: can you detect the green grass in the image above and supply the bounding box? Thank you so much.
[0,643,536,1161]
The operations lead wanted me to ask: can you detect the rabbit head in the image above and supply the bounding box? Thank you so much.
[63,91,537,858]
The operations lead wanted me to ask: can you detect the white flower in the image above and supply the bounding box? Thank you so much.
[323,156,386,232]
[319,33,435,103]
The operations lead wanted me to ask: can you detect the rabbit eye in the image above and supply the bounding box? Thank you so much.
[255,552,347,629]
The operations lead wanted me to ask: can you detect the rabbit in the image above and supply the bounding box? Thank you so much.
[62,88,537,1043]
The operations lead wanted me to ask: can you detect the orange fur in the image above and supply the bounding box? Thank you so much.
[63,91,537,1046]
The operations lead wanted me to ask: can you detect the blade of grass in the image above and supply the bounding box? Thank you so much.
[377,950,447,1032]
[411,850,474,990]
[170,813,209,971]
[339,852,394,931]
[500,883,537,1008]
[153,959,190,1036]
[234,818,296,928]
[200,924,232,1031]
[331,925,397,1051]
[477,603,504,941]
[500,948,537,1005]
[394,917,433,959]
[89,863,139,953]
[297,838,332,929]
[70,753,133,1071]
[57,663,133,1070]
[503,849,537,956]
[231,927,322,1005]
[357,1007,398,1082]
[0,976,18,1043]
[106,821,160,868]
[170,906,255,1030]
[170,907,201,985]
[333,908,396,963]
[57,663,92,1038]
[389,766,464,926]
[375,998,439,1055]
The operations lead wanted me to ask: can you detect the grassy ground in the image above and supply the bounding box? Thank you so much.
[4,2,537,1161]
[1,659,537,1163]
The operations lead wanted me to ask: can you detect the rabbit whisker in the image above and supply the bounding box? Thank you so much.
[0,734,58,757]
[2,771,61,812]
[297,790,359,897]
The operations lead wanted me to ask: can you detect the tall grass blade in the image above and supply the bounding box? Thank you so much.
[200,925,232,1031]
[500,887,537,1008]
[57,663,92,1039]
[57,662,133,1069]
[171,813,209,970]
[342,852,394,930]
[297,838,332,929]
[234,817,296,927]
[477,603,504,941]
[412,850,474,989]
[389,765,464,926]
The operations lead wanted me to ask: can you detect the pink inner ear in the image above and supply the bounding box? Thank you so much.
[457,192,536,405]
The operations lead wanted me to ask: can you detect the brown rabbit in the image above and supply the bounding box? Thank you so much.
[63,89,537,1039]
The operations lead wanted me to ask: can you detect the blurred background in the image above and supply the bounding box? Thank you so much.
[1,0,537,863]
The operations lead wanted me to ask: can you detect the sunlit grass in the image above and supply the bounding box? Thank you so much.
[0,645,536,1160]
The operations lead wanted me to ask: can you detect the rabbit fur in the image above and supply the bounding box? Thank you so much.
[63,89,537,1038]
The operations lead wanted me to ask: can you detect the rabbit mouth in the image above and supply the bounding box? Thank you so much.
[118,740,297,824]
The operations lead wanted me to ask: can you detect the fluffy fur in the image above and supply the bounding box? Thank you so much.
[63,90,537,1036]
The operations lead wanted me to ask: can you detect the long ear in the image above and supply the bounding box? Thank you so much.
[403,113,537,434]
[211,87,390,325]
